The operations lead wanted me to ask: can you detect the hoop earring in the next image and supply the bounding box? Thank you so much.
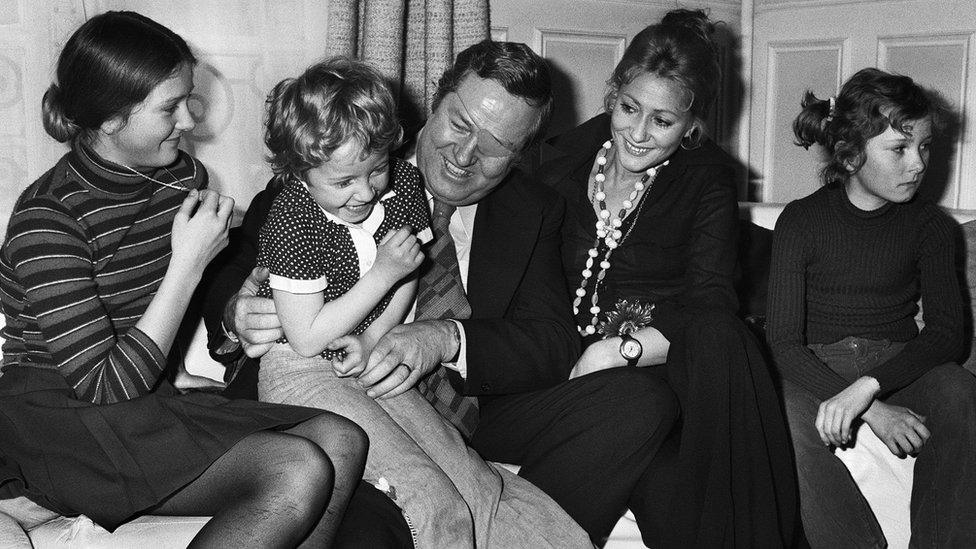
[680,124,703,150]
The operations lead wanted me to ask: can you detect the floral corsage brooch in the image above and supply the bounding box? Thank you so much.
[597,299,655,337]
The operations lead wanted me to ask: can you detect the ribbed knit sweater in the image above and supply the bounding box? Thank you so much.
[0,143,205,404]
[766,184,963,400]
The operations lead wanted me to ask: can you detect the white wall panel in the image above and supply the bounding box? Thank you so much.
[761,41,845,202]
[535,29,626,137]
[879,34,975,208]
[751,0,976,208]
[0,0,86,241]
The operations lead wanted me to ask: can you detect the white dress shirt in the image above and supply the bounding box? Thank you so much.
[404,152,476,378]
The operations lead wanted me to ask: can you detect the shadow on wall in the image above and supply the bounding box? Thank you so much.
[545,60,583,143]
[917,89,963,205]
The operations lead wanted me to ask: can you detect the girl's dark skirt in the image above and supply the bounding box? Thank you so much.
[0,366,324,531]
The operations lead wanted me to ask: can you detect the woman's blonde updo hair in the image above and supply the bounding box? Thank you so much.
[604,9,721,147]
[42,11,196,143]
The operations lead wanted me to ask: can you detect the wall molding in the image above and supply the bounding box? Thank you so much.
[761,38,846,201]
[532,27,628,61]
[878,31,976,208]
[599,0,738,8]
[757,0,915,12]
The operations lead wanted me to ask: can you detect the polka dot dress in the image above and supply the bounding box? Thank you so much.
[256,157,431,360]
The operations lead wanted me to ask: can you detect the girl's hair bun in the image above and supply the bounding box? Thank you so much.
[42,83,81,143]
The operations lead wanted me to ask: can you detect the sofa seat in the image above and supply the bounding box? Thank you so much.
[3,201,975,549]
[26,515,210,549]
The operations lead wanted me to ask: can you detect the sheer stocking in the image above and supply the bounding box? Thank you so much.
[151,411,367,548]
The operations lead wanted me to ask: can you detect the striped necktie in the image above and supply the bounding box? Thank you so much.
[414,199,479,438]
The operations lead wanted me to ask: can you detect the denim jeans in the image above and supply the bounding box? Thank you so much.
[782,336,976,549]
[259,345,591,549]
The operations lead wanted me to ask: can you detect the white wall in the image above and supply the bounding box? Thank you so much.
[748,0,976,208]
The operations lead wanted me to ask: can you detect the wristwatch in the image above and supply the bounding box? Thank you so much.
[618,333,642,367]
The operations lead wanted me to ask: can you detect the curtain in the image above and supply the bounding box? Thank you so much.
[327,0,489,130]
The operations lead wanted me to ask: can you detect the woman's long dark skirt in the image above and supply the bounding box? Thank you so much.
[630,309,805,548]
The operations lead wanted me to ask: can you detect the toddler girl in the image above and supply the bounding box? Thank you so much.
[255,56,431,373]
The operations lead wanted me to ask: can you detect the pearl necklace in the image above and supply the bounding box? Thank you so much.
[572,140,668,336]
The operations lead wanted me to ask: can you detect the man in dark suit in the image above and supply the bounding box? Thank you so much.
[201,40,677,545]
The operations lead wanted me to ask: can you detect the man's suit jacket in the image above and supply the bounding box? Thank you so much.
[199,167,581,401]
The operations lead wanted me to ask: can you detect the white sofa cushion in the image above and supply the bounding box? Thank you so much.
[28,515,209,549]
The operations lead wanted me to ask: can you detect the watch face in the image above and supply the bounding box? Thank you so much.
[621,339,641,359]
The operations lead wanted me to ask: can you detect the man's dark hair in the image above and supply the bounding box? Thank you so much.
[431,40,553,150]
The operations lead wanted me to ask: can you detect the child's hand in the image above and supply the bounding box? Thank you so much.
[862,400,930,457]
[816,376,880,447]
[371,226,424,286]
[171,189,234,276]
[328,334,370,378]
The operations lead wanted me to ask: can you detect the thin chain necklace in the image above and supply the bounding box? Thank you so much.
[79,145,194,192]
[118,163,194,192]
[572,140,668,336]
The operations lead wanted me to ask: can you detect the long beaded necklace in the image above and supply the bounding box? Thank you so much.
[572,140,668,336]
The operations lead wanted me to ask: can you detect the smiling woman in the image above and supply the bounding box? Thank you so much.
[608,73,695,174]
[92,63,196,170]
[541,8,803,547]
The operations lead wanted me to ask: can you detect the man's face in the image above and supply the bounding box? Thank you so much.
[416,73,541,206]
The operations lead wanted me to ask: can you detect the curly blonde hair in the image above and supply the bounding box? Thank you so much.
[265,56,403,183]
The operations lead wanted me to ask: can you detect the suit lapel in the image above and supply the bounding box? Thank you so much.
[467,179,537,318]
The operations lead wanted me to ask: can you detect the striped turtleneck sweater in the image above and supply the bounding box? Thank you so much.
[0,143,206,404]
[766,184,964,400]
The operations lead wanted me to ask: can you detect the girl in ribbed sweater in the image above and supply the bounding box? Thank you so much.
[0,11,366,547]
[767,67,976,548]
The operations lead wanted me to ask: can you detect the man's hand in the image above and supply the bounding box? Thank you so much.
[862,400,929,457]
[816,376,880,447]
[358,320,458,399]
[224,267,283,358]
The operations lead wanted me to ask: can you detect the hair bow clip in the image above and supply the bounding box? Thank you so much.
[825,96,837,122]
